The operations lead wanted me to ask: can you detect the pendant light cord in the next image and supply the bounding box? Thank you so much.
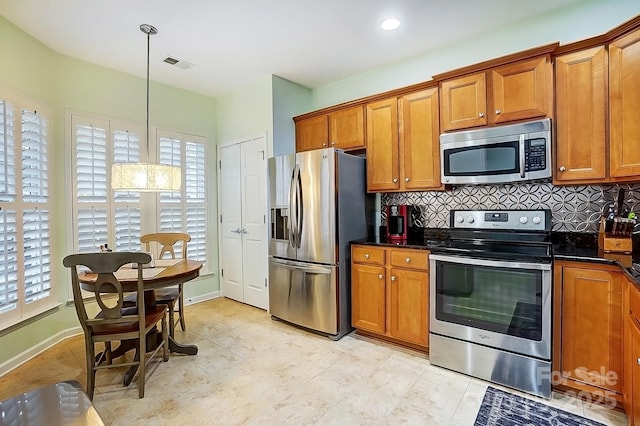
[140,24,157,158]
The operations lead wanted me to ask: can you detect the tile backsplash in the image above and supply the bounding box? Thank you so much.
[381,181,640,232]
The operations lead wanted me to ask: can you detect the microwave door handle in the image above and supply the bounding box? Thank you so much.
[519,134,526,178]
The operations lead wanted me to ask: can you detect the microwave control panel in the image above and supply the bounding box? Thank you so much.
[525,138,547,172]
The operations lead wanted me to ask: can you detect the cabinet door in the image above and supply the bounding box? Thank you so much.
[399,88,442,190]
[560,266,623,393]
[351,263,386,334]
[388,268,428,346]
[440,72,487,131]
[554,47,606,183]
[632,322,640,425]
[366,97,399,192]
[610,28,640,179]
[329,106,365,150]
[491,56,551,124]
[295,115,328,152]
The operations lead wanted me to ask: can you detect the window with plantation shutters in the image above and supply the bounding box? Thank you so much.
[70,117,209,275]
[158,130,208,271]
[0,87,54,329]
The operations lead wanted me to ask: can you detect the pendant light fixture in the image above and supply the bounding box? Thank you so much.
[111,24,181,192]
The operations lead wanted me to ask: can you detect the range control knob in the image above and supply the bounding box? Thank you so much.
[519,216,528,224]
[456,216,464,224]
[532,216,542,225]
[466,216,475,224]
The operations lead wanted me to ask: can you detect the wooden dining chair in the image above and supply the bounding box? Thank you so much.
[63,252,169,399]
[141,232,191,338]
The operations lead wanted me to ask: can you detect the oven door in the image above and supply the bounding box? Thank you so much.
[429,253,551,360]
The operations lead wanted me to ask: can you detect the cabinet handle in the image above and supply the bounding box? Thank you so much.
[559,166,566,172]
[393,178,398,183]
[364,253,370,259]
[331,141,336,146]
[405,257,411,263]
[637,358,640,366]
[378,274,383,280]
[404,177,410,182]
[390,275,396,281]
[322,142,328,147]
[495,109,501,115]
[479,112,484,118]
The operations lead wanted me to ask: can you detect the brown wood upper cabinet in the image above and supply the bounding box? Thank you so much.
[294,105,365,152]
[365,87,442,192]
[439,55,553,132]
[554,24,640,184]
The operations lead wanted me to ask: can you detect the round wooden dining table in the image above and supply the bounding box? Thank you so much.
[78,259,203,386]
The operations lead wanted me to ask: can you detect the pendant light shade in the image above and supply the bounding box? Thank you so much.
[111,163,181,192]
[111,24,181,192]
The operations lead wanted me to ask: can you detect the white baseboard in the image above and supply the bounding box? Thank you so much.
[0,294,221,377]
[185,291,220,305]
[0,327,82,377]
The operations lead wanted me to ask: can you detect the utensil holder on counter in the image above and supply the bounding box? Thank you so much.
[598,218,633,254]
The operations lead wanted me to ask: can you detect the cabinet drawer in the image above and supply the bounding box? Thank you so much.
[352,246,385,265]
[389,249,429,270]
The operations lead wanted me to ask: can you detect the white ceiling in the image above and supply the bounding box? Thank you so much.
[1,0,588,98]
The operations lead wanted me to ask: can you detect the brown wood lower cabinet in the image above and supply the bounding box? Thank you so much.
[351,245,429,350]
[553,261,624,406]
[624,275,640,424]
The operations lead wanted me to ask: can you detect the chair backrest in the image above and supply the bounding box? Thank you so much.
[140,232,191,259]
[63,252,152,335]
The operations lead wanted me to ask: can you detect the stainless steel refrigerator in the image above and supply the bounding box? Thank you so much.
[268,148,370,339]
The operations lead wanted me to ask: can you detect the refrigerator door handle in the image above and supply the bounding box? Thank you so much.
[295,165,303,249]
[288,165,298,248]
[270,258,332,274]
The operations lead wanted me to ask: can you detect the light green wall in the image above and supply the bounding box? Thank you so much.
[271,75,312,157]
[311,1,640,109]
[216,76,273,146]
[0,15,218,366]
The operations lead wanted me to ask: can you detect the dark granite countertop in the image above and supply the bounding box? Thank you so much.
[352,230,640,285]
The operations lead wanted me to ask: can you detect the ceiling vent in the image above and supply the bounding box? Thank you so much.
[163,56,194,70]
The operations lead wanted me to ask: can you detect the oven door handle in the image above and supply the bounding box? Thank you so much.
[429,253,551,271]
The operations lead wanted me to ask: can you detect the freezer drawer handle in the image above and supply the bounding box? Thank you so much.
[271,259,332,274]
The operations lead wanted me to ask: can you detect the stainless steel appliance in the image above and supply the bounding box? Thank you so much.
[429,209,553,398]
[440,118,551,185]
[268,148,369,340]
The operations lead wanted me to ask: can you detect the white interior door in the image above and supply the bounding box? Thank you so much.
[218,135,269,310]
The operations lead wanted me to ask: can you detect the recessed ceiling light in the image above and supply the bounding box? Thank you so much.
[381,18,400,31]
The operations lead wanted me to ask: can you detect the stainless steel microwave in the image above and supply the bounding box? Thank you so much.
[440,118,551,185]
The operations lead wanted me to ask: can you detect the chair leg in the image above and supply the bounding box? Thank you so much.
[137,336,145,399]
[86,337,96,400]
[178,284,186,331]
[162,316,169,362]
[167,303,175,339]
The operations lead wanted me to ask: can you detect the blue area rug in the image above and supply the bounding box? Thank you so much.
[474,387,606,426]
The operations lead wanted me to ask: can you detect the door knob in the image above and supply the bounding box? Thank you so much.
[231,228,241,233]
[241,228,248,234]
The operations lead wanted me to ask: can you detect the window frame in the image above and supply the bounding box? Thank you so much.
[0,84,55,330]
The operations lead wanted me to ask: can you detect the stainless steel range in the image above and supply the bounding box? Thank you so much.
[429,209,552,399]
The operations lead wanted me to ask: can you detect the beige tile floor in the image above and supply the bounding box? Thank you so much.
[0,297,629,425]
